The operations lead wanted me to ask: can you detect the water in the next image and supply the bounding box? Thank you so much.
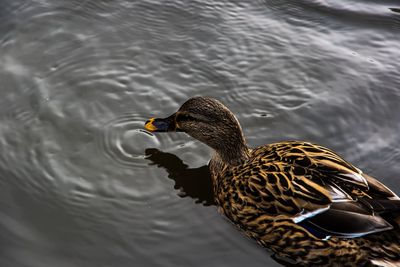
[0,0,399,266]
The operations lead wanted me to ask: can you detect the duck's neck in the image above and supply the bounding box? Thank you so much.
[206,114,250,181]
[215,145,249,166]
[209,136,249,183]
[214,130,250,167]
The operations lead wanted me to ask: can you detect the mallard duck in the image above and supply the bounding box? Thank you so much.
[144,96,400,266]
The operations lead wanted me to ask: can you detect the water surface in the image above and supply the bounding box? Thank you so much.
[1,0,400,266]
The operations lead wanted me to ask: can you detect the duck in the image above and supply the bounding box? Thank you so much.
[144,96,400,266]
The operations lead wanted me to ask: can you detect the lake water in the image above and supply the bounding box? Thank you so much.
[1,0,400,266]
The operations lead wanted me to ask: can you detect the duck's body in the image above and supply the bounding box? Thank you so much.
[211,141,400,266]
[145,96,400,266]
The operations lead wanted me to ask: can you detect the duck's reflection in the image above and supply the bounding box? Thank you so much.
[145,148,215,206]
[145,148,297,267]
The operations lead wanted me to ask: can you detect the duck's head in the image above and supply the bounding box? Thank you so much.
[144,96,249,165]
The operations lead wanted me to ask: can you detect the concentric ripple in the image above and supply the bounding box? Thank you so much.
[97,113,160,168]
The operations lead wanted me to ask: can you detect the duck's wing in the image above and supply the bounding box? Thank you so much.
[241,142,400,239]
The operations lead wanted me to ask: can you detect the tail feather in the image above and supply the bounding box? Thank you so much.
[370,259,400,267]
[361,230,400,264]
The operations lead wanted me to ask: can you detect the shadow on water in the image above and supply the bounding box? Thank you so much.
[144,148,300,267]
[145,148,215,206]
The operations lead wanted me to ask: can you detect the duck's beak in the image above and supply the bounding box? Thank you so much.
[144,114,178,132]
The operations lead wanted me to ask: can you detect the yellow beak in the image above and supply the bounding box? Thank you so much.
[144,118,158,132]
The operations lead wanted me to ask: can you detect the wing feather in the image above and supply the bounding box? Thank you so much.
[242,141,400,239]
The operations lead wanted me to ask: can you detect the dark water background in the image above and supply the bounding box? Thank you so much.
[1,0,400,266]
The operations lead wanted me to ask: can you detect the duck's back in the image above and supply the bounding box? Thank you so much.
[211,141,400,265]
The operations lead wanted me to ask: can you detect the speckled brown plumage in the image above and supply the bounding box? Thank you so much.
[145,97,400,266]
[210,141,400,266]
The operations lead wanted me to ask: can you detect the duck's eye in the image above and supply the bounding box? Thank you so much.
[176,113,195,122]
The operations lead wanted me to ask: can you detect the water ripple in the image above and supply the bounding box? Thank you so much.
[98,114,160,168]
